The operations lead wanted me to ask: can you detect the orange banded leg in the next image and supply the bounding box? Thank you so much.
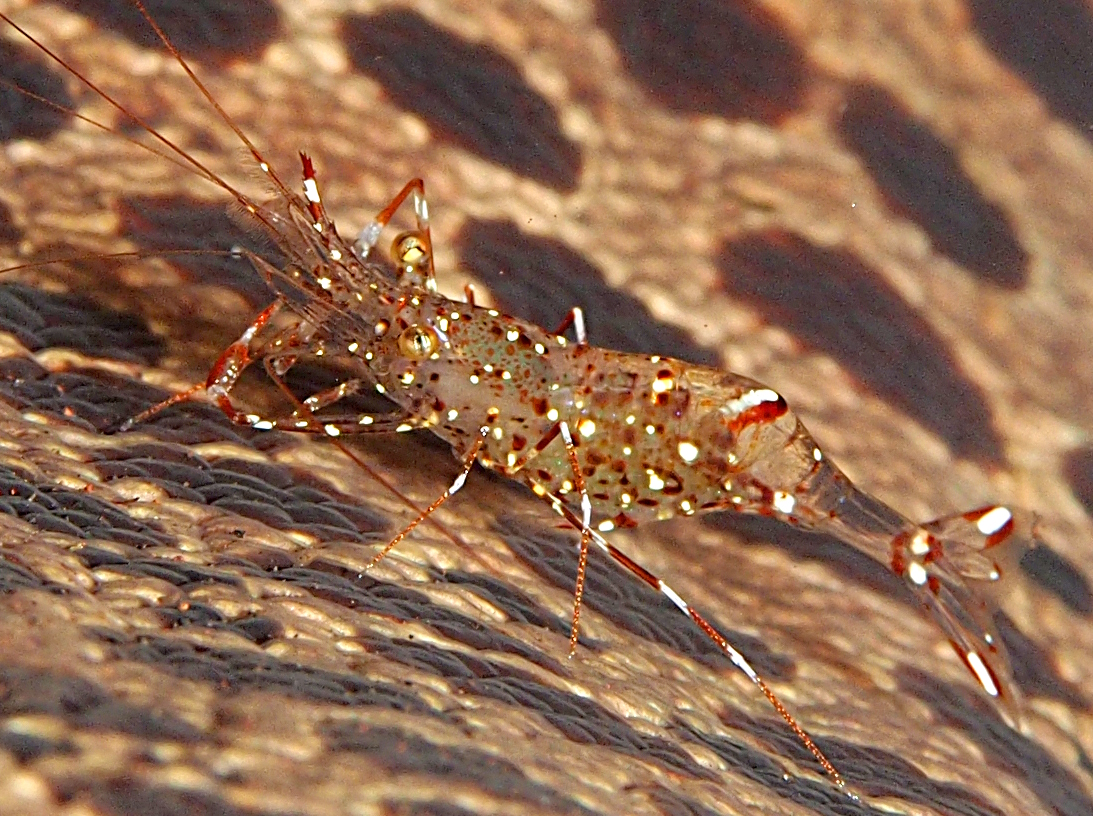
[352,178,436,291]
[363,426,488,570]
[552,307,587,345]
[247,409,430,436]
[119,301,285,431]
[534,466,850,793]
[557,421,593,657]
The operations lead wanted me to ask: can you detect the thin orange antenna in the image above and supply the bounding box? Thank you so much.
[129,0,302,210]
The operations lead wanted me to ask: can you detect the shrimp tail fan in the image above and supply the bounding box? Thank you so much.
[895,505,1037,729]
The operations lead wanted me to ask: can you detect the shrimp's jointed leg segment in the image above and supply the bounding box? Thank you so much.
[119,301,286,431]
[539,476,848,790]
[363,426,489,571]
[553,307,587,345]
[352,177,436,291]
[558,420,592,657]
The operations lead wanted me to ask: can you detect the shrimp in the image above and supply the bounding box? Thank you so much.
[1,0,1037,795]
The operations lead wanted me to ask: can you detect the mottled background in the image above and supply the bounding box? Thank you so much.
[0,1,1091,814]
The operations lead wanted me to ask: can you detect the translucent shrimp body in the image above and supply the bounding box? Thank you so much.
[2,0,1036,794]
[370,311,1030,727]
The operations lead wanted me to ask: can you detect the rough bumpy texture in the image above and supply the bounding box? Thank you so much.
[0,1,1090,815]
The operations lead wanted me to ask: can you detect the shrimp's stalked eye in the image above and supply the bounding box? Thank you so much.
[398,324,440,359]
[392,231,431,275]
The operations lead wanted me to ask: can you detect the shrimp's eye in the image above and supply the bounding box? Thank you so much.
[398,325,440,359]
[392,231,430,273]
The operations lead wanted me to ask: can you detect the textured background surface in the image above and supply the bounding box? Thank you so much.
[0,1,1092,814]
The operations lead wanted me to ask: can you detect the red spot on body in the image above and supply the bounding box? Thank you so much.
[612,513,638,529]
[662,473,684,496]
[922,535,943,563]
[534,423,561,452]
[890,532,908,576]
[586,449,609,466]
[964,507,1016,549]
[727,394,788,434]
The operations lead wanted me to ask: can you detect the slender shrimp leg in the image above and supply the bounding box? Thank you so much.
[552,307,587,345]
[119,300,285,430]
[362,427,489,569]
[557,421,593,657]
[253,372,425,435]
[537,428,847,790]
[351,177,436,291]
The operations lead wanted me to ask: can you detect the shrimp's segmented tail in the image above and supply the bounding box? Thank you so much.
[894,505,1036,727]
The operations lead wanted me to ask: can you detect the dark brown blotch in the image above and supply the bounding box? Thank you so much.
[705,711,1007,813]
[837,83,1028,287]
[0,38,74,143]
[60,0,282,63]
[0,282,165,366]
[116,195,282,306]
[340,10,581,192]
[595,0,806,123]
[1019,541,1092,616]
[717,230,1005,464]
[324,723,588,814]
[456,218,719,367]
[1064,446,1093,525]
[0,199,20,245]
[996,613,1088,707]
[0,665,200,743]
[290,562,565,675]
[899,665,1092,816]
[83,780,291,816]
[459,668,714,780]
[968,0,1093,137]
[111,631,437,714]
